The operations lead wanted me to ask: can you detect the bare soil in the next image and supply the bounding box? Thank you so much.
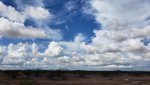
[0,70,150,85]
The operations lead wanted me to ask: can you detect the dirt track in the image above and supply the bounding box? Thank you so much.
[0,71,150,85]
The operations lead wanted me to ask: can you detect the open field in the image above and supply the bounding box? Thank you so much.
[0,70,150,85]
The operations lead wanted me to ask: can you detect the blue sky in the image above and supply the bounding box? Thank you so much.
[0,0,99,45]
[0,0,150,70]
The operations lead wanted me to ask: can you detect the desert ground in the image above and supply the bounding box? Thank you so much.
[0,70,150,85]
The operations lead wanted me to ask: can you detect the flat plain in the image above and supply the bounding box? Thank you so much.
[0,70,150,85]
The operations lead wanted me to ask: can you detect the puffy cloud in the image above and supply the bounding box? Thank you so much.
[0,1,26,23]
[0,1,51,22]
[121,39,147,53]
[84,0,150,26]
[74,33,86,43]
[82,0,150,60]
[0,41,63,67]
[0,1,62,40]
[44,41,63,57]
[0,17,48,39]
[24,6,52,20]
[77,18,150,70]
[2,57,24,65]
[0,38,150,70]
[132,25,150,38]
[1,18,150,70]
[1,0,150,70]
[1,43,31,65]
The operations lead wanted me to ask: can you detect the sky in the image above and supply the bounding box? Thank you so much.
[0,0,150,70]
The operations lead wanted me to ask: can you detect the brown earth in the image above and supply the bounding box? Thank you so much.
[0,70,150,85]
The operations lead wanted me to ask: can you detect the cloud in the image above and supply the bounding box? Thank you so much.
[84,0,150,26]
[1,0,150,70]
[24,6,52,20]
[0,43,30,65]
[132,25,150,38]
[121,39,148,53]
[1,18,150,70]
[0,1,62,40]
[74,33,86,43]
[44,41,63,57]
[0,41,63,66]
[44,28,62,41]
[0,37,150,70]
[0,1,26,23]
[65,1,77,12]
[0,17,48,39]
[31,41,63,58]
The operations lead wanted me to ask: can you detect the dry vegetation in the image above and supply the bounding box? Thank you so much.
[0,70,150,85]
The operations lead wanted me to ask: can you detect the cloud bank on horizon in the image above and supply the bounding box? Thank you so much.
[0,0,150,70]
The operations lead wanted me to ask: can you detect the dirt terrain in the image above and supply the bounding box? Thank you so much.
[0,70,150,85]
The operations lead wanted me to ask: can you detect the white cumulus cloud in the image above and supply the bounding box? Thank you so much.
[0,17,48,39]
[1,0,150,70]
[0,1,62,40]
[84,0,150,26]
[24,6,52,20]
[0,1,26,23]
